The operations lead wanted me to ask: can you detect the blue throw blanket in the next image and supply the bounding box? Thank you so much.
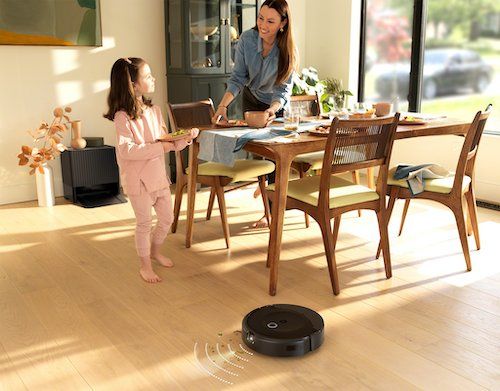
[233,128,297,152]
[394,163,450,196]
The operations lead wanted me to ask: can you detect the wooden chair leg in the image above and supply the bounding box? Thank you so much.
[398,199,411,236]
[332,216,341,252]
[258,176,271,226]
[206,188,216,221]
[318,215,340,295]
[465,188,480,250]
[172,181,186,233]
[376,187,399,259]
[451,200,472,271]
[376,209,392,279]
[299,168,310,228]
[213,177,230,249]
[351,170,362,217]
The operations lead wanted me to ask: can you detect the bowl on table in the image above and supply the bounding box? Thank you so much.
[244,111,271,128]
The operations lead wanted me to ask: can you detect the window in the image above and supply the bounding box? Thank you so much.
[360,0,500,134]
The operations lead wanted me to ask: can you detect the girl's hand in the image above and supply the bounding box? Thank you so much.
[189,127,200,140]
[212,106,228,124]
[161,141,175,153]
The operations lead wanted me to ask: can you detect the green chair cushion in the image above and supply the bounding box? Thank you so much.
[293,151,324,170]
[268,175,379,209]
[387,167,471,194]
[186,159,275,182]
[293,150,368,171]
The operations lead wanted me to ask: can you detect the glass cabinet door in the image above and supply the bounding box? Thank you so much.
[188,0,223,73]
[227,0,259,72]
[167,0,183,71]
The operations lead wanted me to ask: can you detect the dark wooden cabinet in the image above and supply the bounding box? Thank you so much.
[165,0,261,115]
[165,0,261,180]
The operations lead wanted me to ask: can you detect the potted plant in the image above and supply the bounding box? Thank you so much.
[292,67,321,96]
[321,78,353,113]
[17,106,72,206]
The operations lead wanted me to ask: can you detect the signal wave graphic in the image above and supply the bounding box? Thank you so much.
[193,331,254,386]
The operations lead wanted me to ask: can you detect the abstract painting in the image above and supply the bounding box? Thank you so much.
[0,0,102,46]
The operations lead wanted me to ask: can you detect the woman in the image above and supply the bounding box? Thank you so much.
[212,0,297,227]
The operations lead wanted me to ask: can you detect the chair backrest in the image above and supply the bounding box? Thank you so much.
[452,107,491,192]
[167,99,215,131]
[166,99,215,177]
[318,114,400,207]
[290,94,320,117]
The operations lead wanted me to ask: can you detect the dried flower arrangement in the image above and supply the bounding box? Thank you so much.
[17,106,72,175]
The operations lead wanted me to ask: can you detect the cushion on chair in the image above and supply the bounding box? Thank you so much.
[387,167,471,194]
[186,159,275,182]
[293,151,324,170]
[268,175,379,208]
[293,149,368,172]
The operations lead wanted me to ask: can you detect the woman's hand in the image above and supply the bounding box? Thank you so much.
[212,106,228,124]
[264,108,276,126]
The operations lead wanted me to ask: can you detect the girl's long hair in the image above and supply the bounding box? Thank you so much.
[103,57,152,121]
[255,0,297,85]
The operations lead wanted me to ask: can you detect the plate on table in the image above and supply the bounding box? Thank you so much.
[158,131,192,142]
[308,126,330,137]
[215,119,248,128]
[399,116,427,125]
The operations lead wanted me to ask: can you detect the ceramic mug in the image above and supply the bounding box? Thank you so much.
[373,102,392,117]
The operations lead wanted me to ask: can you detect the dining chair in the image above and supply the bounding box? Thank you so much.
[167,99,275,248]
[267,114,400,295]
[290,94,363,227]
[376,109,491,271]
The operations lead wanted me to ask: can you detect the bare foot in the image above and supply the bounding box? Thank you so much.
[151,243,174,268]
[139,257,162,283]
[252,215,270,229]
[253,186,261,199]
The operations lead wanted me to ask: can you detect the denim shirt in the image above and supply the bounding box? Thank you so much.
[226,29,292,109]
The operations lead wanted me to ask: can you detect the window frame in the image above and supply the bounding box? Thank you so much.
[358,0,427,112]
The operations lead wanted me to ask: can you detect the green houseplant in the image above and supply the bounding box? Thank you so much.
[321,78,353,113]
[292,68,352,114]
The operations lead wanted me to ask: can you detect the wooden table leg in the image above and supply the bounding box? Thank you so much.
[186,142,199,248]
[267,151,293,296]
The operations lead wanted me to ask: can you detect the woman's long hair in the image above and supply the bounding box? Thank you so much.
[255,0,297,85]
[103,57,152,121]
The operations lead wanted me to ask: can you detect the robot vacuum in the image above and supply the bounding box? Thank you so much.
[242,304,324,357]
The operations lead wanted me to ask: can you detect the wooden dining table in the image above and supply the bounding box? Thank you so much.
[184,116,471,296]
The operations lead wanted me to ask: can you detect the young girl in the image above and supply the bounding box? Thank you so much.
[104,57,198,283]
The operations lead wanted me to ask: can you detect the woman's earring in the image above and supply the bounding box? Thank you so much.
[280,27,284,33]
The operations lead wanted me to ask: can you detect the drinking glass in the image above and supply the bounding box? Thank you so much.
[284,109,299,131]
[353,102,366,113]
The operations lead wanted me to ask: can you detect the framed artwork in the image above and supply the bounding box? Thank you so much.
[0,0,102,46]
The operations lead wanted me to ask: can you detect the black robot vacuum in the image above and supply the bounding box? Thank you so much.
[242,304,324,357]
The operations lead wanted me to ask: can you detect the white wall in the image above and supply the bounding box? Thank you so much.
[304,0,361,98]
[287,0,307,70]
[0,0,167,205]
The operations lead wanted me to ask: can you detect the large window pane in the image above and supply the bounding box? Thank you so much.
[422,0,500,132]
[363,0,414,111]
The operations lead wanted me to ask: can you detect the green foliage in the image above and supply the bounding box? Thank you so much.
[292,68,352,113]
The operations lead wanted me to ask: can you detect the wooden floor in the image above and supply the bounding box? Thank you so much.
[0,186,499,390]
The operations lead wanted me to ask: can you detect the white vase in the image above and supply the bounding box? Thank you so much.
[35,164,55,207]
